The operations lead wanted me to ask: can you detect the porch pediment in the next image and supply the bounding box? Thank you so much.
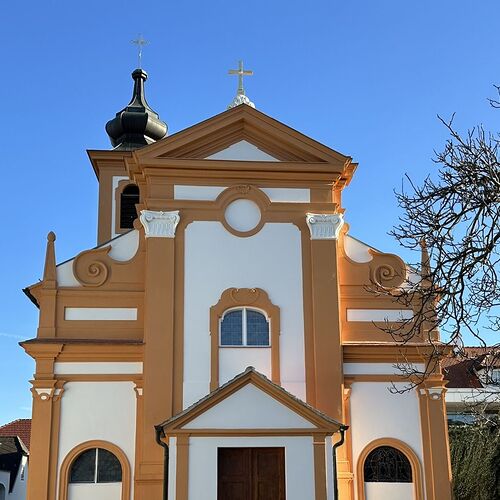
[157,367,343,435]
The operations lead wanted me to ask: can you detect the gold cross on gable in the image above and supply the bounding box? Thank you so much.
[228,60,253,96]
[131,34,149,69]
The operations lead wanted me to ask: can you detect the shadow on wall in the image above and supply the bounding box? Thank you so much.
[0,483,5,500]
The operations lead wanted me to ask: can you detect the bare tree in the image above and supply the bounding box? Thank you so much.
[376,89,500,395]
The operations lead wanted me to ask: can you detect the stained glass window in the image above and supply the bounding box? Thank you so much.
[364,446,412,483]
[220,308,270,347]
[69,448,122,484]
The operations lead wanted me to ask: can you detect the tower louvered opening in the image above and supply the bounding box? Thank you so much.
[120,184,139,229]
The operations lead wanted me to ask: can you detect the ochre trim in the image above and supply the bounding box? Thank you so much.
[218,185,269,238]
[210,288,280,391]
[166,428,334,437]
[58,440,131,500]
[417,382,453,500]
[313,435,327,500]
[356,438,423,500]
[175,435,189,500]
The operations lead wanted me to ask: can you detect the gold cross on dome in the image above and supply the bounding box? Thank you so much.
[131,34,149,69]
[228,60,253,96]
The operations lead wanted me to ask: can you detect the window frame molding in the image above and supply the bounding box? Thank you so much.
[210,288,280,391]
[219,306,271,347]
[58,440,131,500]
[356,438,423,500]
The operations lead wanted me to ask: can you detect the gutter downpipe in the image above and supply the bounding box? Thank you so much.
[155,426,169,500]
[332,425,348,500]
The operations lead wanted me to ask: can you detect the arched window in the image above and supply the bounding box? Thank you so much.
[220,308,270,347]
[69,448,122,484]
[363,445,412,483]
[120,184,139,229]
[0,484,5,500]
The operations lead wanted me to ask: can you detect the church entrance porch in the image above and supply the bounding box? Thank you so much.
[217,447,285,500]
[156,367,346,500]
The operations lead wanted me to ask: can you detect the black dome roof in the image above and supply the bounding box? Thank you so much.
[105,69,167,150]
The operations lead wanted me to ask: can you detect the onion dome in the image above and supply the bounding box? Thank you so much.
[105,69,167,150]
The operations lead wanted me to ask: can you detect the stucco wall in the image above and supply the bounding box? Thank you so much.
[183,221,306,408]
[364,482,414,499]
[68,482,121,500]
[57,381,137,499]
[349,381,423,500]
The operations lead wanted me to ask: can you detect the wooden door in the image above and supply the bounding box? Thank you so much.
[218,448,285,500]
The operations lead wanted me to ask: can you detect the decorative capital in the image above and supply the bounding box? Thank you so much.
[418,387,446,401]
[306,213,344,240]
[140,210,180,238]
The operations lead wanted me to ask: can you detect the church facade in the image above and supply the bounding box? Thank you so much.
[22,67,452,500]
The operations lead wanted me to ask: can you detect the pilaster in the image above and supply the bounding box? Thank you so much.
[22,343,63,500]
[306,213,345,419]
[135,210,179,500]
[338,384,354,500]
[417,377,453,500]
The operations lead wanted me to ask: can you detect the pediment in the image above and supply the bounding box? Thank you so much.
[134,105,350,165]
[158,367,342,433]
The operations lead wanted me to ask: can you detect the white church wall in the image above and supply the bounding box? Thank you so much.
[167,437,177,500]
[205,140,279,161]
[54,362,143,375]
[67,483,121,500]
[64,307,137,321]
[187,436,315,500]
[57,381,137,499]
[344,235,373,263]
[107,230,140,261]
[346,309,413,322]
[349,382,424,500]
[183,221,306,408]
[344,363,425,375]
[174,185,227,201]
[260,188,310,203]
[219,348,271,385]
[174,185,310,203]
[56,260,81,287]
[364,482,414,500]
[184,384,314,430]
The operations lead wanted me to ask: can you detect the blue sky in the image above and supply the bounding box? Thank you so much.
[0,0,498,424]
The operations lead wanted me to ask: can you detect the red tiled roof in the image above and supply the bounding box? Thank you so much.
[442,347,500,389]
[0,419,31,451]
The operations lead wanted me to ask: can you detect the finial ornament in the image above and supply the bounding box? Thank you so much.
[131,34,149,69]
[228,60,255,109]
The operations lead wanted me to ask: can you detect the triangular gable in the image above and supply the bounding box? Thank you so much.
[133,105,351,165]
[158,367,342,434]
[184,384,314,429]
[205,140,279,161]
